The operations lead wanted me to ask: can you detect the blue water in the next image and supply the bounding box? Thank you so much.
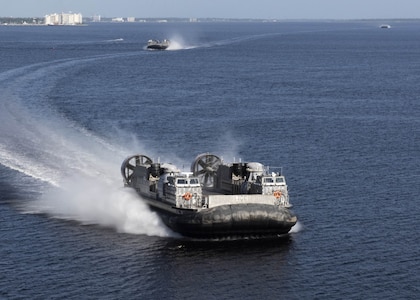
[0,21,419,299]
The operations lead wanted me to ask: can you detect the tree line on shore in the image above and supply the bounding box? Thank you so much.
[1,17,44,25]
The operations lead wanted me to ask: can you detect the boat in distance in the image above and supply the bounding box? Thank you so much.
[121,153,297,239]
[146,39,170,50]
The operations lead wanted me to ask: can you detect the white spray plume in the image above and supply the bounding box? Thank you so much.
[0,61,175,237]
[33,175,173,237]
[166,34,197,50]
[289,221,304,234]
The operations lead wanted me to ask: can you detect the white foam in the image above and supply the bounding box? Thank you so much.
[289,221,304,234]
[0,59,174,237]
[31,175,172,237]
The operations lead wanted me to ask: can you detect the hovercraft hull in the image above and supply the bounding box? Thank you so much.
[170,205,296,238]
[146,45,168,50]
[146,200,296,238]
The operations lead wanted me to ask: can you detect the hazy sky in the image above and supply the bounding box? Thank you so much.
[2,0,420,19]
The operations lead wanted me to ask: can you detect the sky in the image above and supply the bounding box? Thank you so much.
[1,0,420,19]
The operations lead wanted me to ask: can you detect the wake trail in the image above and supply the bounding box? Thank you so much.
[0,58,173,237]
[166,26,370,51]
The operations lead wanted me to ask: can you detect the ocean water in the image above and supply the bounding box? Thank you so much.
[0,21,419,299]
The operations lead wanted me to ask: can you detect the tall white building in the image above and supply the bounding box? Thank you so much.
[45,12,83,25]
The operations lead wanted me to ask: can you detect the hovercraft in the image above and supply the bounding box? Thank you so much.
[146,39,170,50]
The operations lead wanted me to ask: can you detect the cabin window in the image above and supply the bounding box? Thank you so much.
[264,178,274,183]
[276,177,284,183]
[190,178,199,185]
[177,179,188,185]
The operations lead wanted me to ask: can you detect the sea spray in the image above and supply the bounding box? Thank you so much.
[0,63,173,237]
[289,221,304,234]
[32,174,174,237]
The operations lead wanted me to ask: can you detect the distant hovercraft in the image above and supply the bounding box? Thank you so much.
[146,39,170,50]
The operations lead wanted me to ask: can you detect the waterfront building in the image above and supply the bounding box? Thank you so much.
[44,12,82,25]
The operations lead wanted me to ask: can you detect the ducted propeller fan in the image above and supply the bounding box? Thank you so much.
[190,153,222,188]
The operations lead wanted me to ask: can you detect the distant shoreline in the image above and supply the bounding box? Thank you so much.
[2,16,420,26]
[0,23,87,26]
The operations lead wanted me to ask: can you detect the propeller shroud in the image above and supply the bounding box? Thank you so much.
[191,153,222,188]
[121,154,153,184]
